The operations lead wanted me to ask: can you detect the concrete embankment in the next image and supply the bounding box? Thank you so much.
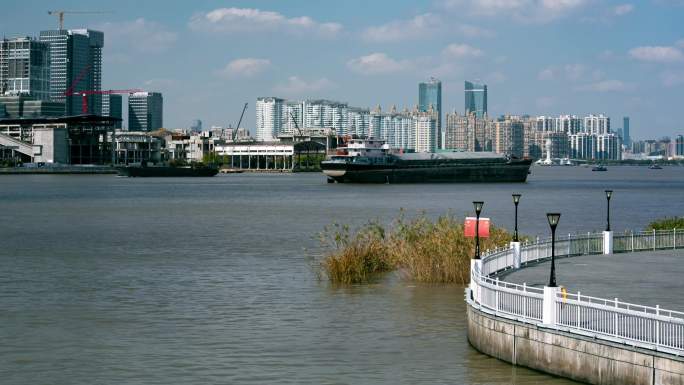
[0,167,117,174]
[468,305,684,385]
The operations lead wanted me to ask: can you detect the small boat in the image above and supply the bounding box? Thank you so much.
[591,165,607,172]
[648,164,663,170]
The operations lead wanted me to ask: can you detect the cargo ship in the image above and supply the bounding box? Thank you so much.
[321,139,532,184]
[117,163,218,177]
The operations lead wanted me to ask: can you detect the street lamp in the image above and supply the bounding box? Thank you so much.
[605,190,613,231]
[546,213,561,287]
[512,194,521,242]
[473,201,484,259]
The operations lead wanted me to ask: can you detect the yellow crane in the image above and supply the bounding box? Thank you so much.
[47,10,112,30]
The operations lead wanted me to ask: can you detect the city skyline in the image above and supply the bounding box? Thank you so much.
[1,1,683,138]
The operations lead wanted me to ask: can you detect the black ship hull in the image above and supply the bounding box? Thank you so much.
[321,159,532,183]
[117,166,218,177]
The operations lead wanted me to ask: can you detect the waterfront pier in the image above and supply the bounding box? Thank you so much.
[467,229,684,385]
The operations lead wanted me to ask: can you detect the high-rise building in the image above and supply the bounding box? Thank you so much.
[444,111,492,152]
[494,116,524,158]
[623,117,630,146]
[101,94,122,129]
[556,115,582,134]
[570,132,596,160]
[128,92,163,132]
[596,133,621,160]
[39,29,103,115]
[303,99,348,134]
[0,37,51,100]
[282,100,303,135]
[413,111,437,153]
[464,81,487,119]
[419,78,442,147]
[583,114,610,135]
[370,105,415,150]
[676,135,684,157]
[255,97,283,141]
[347,107,370,137]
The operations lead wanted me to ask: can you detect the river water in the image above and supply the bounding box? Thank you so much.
[2,166,683,384]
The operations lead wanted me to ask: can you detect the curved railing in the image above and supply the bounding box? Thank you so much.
[468,229,684,355]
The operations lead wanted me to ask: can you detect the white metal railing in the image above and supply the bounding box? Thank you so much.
[468,228,684,355]
[614,229,684,253]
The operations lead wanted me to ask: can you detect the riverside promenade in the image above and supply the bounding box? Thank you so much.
[466,229,684,385]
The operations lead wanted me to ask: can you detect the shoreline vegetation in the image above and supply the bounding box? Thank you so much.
[647,217,684,231]
[319,212,516,284]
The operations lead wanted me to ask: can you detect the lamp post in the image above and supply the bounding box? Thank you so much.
[546,213,561,287]
[473,201,484,259]
[512,194,521,242]
[605,190,613,231]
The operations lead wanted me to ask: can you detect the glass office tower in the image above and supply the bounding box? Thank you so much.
[418,78,441,149]
[465,80,487,119]
[39,29,103,116]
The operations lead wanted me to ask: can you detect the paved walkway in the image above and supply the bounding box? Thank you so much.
[504,248,684,311]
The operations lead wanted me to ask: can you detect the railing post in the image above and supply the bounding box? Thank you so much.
[674,228,677,249]
[631,231,634,252]
[653,229,657,251]
[543,286,560,326]
[614,298,619,336]
[577,291,581,327]
[603,230,613,255]
[470,259,482,303]
[656,305,660,346]
[495,278,500,312]
[511,241,521,269]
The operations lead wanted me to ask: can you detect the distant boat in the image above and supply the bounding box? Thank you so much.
[648,164,663,170]
[591,165,607,172]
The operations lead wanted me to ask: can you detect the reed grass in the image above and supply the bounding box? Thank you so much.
[319,212,516,284]
[646,217,684,231]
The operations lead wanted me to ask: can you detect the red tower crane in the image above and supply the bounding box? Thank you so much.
[75,89,142,115]
[62,64,141,115]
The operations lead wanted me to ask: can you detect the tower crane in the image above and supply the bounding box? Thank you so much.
[232,103,248,142]
[47,10,112,30]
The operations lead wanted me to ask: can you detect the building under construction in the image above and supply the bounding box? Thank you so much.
[0,115,120,164]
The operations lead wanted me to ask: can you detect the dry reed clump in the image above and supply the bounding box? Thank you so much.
[319,213,516,284]
[319,222,393,284]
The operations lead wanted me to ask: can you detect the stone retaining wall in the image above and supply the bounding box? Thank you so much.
[468,304,684,385]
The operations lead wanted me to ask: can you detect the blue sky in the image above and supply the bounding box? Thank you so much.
[2,0,684,138]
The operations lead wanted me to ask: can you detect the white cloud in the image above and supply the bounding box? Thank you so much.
[458,24,496,38]
[439,0,587,22]
[612,4,634,15]
[98,18,177,54]
[629,46,684,63]
[660,71,684,87]
[538,63,606,82]
[575,80,632,92]
[676,39,684,48]
[361,15,494,43]
[538,67,556,80]
[189,8,342,37]
[362,13,442,42]
[347,53,414,75]
[442,43,483,58]
[563,63,586,80]
[217,58,272,78]
[273,76,335,94]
